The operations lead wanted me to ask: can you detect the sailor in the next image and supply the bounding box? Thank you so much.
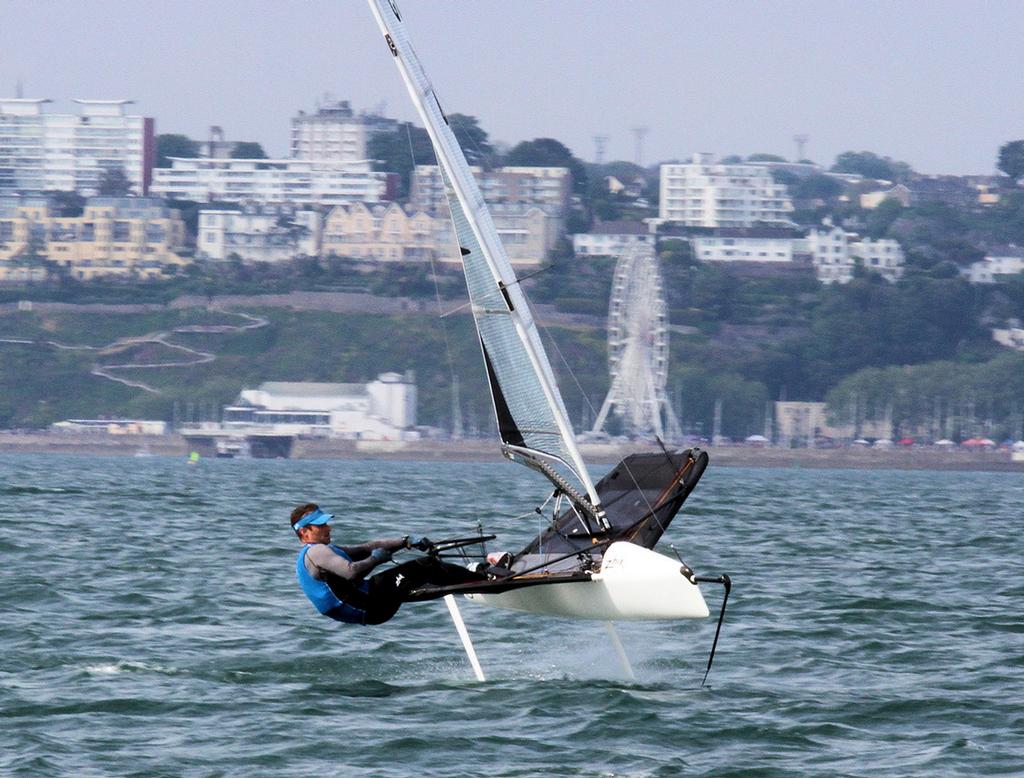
[291,503,489,625]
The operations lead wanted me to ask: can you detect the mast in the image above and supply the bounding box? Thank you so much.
[367,0,601,512]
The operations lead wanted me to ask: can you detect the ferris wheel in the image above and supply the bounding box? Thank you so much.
[591,245,681,440]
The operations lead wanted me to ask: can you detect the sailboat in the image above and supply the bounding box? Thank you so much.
[367,0,730,679]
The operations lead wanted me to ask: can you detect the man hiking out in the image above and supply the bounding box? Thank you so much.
[291,503,490,625]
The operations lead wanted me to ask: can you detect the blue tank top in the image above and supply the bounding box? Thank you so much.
[296,544,371,625]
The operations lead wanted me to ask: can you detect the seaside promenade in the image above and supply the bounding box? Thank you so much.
[2,431,1021,472]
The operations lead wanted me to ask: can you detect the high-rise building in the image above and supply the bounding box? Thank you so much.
[0,98,154,196]
[290,99,397,162]
[659,153,793,227]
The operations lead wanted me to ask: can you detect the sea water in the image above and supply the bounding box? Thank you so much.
[1,454,1021,776]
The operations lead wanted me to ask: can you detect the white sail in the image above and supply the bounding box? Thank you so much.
[367,0,600,508]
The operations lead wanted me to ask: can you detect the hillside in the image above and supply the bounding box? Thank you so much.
[1,259,1023,438]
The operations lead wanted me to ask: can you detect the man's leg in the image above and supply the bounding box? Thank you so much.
[371,557,486,599]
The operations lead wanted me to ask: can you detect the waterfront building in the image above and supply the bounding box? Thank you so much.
[803,224,904,284]
[290,99,397,162]
[410,164,568,263]
[0,195,188,281]
[659,153,793,227]
[410,164,570,216]
[51,419,168,435]
[222,372,417,440]
[573,220,654,258]
[151,157,395,205]
[0,98,154,196]
[197,204,322,262]
[963,248,1024,284]
[689,227,802,263]
[860,183,912,209]
[774,400,892,446]
[321,201,448,262]
[992,327,1024,351]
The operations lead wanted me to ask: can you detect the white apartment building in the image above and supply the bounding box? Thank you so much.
[197,204,321,262]
[573,221,654,258]
[992,327,1024,351]
[659,153,793,227]
[222,373,417,440]
[804,225,904,283]
[410,164,571,215]
[0,98,153,196]
[690,229,797,262]
[963,250,1024,284]
[290,100,397,162]
[151,157,393,205]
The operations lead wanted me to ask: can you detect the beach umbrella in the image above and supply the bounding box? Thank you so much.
[935,439,955,447]
[745,434,768,443]
[873,438,894,449]
[898,437,915,446]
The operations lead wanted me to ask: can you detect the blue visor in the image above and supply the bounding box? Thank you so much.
[293,508,333,531]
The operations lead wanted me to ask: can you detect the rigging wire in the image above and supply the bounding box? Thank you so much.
[408,121,490,532]
[446,113,670,538]
[533,313,664,527]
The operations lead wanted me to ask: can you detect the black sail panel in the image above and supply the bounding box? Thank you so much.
[482,342,526,448]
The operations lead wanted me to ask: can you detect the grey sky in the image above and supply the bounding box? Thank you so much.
[2,1,1022,174]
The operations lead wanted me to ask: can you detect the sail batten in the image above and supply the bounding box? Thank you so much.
[367,0,598,505]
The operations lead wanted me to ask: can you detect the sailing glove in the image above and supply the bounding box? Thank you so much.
[408,535,433,551]
[371,548,393,563]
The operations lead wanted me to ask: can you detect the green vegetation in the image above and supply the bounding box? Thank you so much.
[230,142,268,160]
[830,150,914,182]
[368,122,436,199]
[0,307,601,433]
[4,252,1021,439]
[826,352,1024,440]
[155,134,200,168]
[997,140,1024,182]
[97,167,133,197]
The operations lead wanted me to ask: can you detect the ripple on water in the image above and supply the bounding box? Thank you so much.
[1,456,1022,775]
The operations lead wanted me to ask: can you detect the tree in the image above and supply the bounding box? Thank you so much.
[997,140,1024,182]
[156,134,199,167]
[367,121,436,200]
[831,151,913,182]
[44,190,86,217]
[771,169,801,188]
[794,174,842,201]
[747,153,786,162]
[447,114,494,167]
[97,167,133,197]
[505,138,588,193]
[231,141,268,160]
[864,196,904,238]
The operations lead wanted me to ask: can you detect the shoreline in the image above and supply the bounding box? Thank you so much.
[1,432,1022,472]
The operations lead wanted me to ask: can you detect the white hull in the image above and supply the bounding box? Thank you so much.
[466,542,710,621]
